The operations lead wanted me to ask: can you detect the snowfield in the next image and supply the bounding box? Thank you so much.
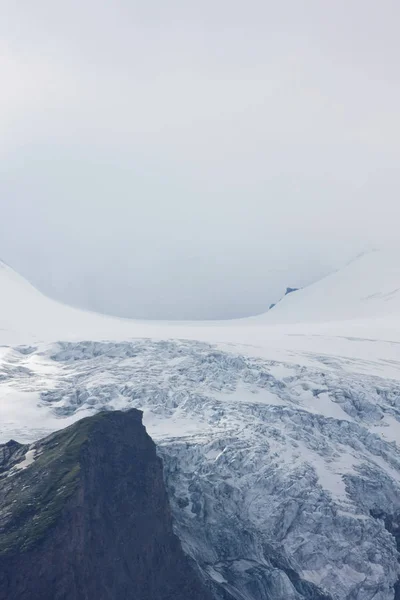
[259,250,400,324]
[1,250,400,599]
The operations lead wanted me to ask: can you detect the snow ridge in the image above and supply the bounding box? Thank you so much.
[262,250,400,324]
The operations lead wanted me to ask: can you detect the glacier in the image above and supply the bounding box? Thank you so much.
[1,250,400,599]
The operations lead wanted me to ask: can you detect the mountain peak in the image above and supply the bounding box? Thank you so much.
[0,409,213,600]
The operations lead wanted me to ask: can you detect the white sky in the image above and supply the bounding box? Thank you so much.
[1,1,400,318]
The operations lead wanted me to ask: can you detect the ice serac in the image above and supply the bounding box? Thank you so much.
[0,409,213,600]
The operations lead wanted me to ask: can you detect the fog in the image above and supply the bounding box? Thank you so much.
[1,1,399,319]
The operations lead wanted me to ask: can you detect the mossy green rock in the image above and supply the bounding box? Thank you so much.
[0,409,213,600]
[0,413,107,555]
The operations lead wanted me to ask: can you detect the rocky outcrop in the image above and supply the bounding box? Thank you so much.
[0,409,213,600]
[284,287,299,296]
[268,287,299,312]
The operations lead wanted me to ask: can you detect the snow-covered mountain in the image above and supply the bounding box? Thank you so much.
[1,250,400,599]
[264,250,400,323]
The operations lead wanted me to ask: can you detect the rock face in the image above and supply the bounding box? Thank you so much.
[0,409,213,600]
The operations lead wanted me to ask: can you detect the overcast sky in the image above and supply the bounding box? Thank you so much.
[1,1,399,319]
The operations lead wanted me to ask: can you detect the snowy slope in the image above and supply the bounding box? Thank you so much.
[0,259,140,345]
[0,259,90,344]
[2,250,400,337]
[1,251,400,599]
[263,250,400,324]
[1,252,400,380]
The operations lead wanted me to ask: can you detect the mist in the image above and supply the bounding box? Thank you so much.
[1,1,399,319]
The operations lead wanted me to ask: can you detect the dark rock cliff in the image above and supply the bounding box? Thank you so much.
[0,409,213,600]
